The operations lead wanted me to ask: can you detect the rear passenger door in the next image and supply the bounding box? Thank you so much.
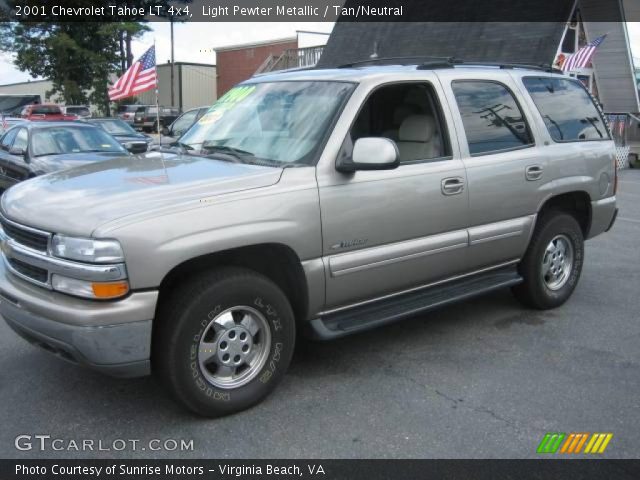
[441,74,549,270]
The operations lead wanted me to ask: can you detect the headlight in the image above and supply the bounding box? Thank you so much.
[51,235,124,263]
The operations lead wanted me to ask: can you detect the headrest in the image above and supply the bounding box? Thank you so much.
[399,114,435,143]
[392,104,416,126]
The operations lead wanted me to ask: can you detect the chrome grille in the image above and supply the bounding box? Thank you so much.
[7,258,48,284]
[0,216,49,252]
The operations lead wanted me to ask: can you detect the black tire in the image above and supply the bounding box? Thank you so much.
[512,211,584,310]
[154,267,295,417]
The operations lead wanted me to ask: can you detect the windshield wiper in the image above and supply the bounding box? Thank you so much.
[201,142,255,158]
[175,141,194,151]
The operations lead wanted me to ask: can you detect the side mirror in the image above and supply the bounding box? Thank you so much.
[161,126,170,136]
[336,137,400,173]
[9,147,25,157]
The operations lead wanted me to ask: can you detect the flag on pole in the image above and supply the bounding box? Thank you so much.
[1,114,8,131]
[561,34,607,72]
[108,45,157,101]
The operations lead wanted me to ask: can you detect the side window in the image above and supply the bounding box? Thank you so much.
[0,128,18,150]
[522,77,608,142]
[172,109,199,135]
[452,81,533,155]
[12,128,28,152]
[345,82,450,164]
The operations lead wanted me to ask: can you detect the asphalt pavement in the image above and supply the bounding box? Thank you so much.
[0,170,639,459]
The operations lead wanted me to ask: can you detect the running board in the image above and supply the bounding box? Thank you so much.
[309,266,522,340]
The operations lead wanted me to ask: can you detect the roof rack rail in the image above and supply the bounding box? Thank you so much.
[452,61,562,74]
[337,56,456,69]
[337,56,561,74]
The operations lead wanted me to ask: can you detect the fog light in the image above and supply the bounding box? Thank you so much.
[52,274,129,299]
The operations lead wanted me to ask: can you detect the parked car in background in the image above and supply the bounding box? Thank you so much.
[0,122,128,190]
[0,118,26,135]
[87,118,152,154]
[63,105,92,119]
[20,104,77,122]
[154,106,210,147]
[134,105,180,132]
[117,104,152,126]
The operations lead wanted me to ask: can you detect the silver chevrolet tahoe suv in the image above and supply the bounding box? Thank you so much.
[0,63,618,416]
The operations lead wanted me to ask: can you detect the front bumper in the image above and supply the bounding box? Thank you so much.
[0,260,158,377]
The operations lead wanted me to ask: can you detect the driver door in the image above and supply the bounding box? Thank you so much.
[317,80,470,310]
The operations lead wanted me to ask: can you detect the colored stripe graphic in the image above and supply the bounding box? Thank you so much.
[539,433,613,454]
[560,433,589,453]
[584,433,613,454]
[537,433,565,453]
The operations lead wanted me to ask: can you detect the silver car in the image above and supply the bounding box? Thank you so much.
[0,62,617,416]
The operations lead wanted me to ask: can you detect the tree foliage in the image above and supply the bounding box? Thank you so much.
[0,1,181,114]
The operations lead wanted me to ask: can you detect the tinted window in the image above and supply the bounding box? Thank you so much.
[452,81,533,155]
[12,128,28,151]
[523,77,608,142]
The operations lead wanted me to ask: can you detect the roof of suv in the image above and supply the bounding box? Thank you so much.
[249,63,566,84]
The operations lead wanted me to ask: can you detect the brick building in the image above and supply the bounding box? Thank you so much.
[215,37,297,97]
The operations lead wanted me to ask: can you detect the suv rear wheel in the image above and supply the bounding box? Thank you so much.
[512,211,584,309]
[154,267,295,417]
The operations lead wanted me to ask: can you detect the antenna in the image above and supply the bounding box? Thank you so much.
[370,41,379,60]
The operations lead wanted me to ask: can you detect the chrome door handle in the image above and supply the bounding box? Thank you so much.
[441,177,465,195]
[525,164,544,181]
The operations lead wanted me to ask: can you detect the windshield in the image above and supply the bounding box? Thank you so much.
[95,119,137,135]
[31,105,62,115]
[66,106,90,116]
[31,126,126,157]
[179,81,355,165]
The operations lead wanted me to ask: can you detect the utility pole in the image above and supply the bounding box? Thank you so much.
[170,19,175,107]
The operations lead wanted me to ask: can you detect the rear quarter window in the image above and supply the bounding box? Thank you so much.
[522,77,609,142]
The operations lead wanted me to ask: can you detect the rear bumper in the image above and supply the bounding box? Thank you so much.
[0,260,157,377]
[588,196,617,239]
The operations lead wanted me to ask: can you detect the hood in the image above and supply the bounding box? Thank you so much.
[113,133,149,141]
[36,151,126,172]
[2,151,282,236]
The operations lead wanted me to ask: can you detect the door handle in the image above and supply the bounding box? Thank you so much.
[441,177,465,196]
[525,164,544,181]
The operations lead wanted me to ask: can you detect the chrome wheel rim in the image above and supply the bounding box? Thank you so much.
[198,306,271,389]
[541,234,574,291]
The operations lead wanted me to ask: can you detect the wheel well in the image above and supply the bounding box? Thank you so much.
[538,191,591,237]
[157,244,309,322]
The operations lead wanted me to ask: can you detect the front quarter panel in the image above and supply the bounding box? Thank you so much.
[95,167,323,293]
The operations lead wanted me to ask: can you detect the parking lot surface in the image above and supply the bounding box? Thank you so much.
[0,170,638,459]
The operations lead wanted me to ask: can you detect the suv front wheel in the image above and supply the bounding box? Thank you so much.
[154,267,295,417]
[512,211,584,309]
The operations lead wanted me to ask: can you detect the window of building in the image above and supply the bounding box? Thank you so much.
[452,81,533,155]
[344,82,450,164]
[523,77,609,142]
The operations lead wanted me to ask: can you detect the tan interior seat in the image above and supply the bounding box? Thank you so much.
[396,114,436,162]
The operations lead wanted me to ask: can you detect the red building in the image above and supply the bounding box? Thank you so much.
[215,37,297,97]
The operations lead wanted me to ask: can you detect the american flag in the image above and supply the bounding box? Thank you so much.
[108,45,157,101]
[562,34,607,72]
[1,115,7,130]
